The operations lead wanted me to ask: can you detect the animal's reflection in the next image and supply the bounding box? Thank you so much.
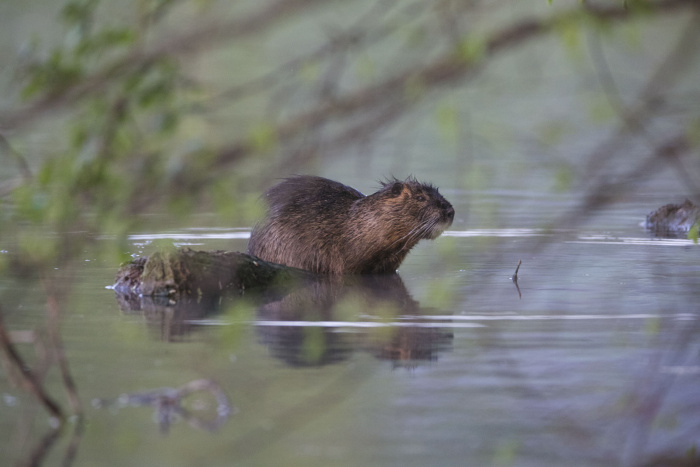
[255,274,453,368]
[115,274,453,368]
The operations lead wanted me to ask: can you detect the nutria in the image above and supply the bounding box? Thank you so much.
[248,175,455,275]
[645,199,700,235]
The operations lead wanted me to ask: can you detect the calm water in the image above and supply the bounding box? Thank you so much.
[1,190,698,467]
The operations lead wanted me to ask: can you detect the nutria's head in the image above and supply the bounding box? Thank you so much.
[368,177,455,241]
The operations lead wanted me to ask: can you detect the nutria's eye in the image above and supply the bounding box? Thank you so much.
[416,195,426,202]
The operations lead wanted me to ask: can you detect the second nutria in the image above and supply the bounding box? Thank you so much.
[645,199,700,235]
[248,175,455,275]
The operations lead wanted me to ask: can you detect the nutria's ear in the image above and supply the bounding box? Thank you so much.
[390,182,403,196]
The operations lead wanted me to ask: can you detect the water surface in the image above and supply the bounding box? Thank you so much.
[1,191,698,467]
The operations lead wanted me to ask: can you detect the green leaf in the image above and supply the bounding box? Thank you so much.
[553,165,574,192]
[587,94,616,123]
[538,121,571,146]
[20,50,84,99]
[356,54,376,81]
[456,36,485,64]
[686,118,700,148]
[688,222,699,244]
[248,124,278,153]
[553,14,584,60]
[75,28,136,56]
[436,102,459,146]
[137,80,173,108]
[61,0,99,27]
[299,60,320,83]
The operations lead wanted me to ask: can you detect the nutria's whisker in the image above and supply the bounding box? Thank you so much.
[388,221,426,248]
[386,217,437,250]
[388,225,422,249]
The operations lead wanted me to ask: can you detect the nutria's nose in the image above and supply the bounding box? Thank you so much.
[441,200,454,221]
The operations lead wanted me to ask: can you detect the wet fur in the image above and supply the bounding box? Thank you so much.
[248,175,454,275]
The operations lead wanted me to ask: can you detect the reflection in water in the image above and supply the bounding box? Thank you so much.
[255,275,453,368]
[0,295,84,467]
[511,259,522,299]
[93,379,234,434]
[115,273,455,368]
[115,292,231,342]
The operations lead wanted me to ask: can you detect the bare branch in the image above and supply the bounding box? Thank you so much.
[208,0,699,171]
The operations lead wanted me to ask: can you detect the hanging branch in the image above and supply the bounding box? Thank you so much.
[170,0,700,197]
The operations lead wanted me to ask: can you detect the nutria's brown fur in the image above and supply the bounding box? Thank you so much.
[248,175,455,275]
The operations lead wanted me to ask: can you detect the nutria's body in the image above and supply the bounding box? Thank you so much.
[248,176,454,275]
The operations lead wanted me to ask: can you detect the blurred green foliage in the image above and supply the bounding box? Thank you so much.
[435,101,460,147]
[455,35,485,65]
[1,0,223,268]
[688,222,699,244]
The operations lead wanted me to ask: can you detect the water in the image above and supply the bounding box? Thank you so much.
[1,190,698,467]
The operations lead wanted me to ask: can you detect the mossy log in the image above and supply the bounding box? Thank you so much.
[113,247,310,298]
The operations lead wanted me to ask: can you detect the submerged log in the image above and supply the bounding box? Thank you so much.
[645,199,700,236]
[113,247,310,298]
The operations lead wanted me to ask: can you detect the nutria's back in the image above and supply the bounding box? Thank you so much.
[248,175,454,275]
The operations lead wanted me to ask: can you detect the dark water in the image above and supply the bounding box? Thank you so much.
[1,191,698,467]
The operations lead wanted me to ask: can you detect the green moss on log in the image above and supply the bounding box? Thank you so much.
[114,247,309,297]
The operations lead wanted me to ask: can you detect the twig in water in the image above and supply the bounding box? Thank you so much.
[512,260,522,299]
[512,260,522,281]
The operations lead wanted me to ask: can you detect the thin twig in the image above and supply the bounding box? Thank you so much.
[512,260,522,299]
[513,260,522,281]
